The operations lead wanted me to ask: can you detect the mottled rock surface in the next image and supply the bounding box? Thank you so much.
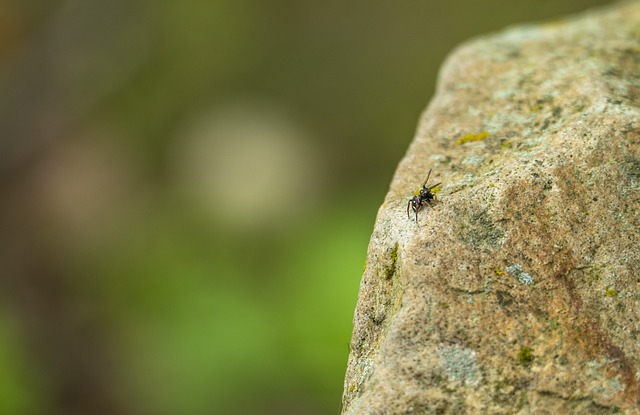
[342,2,640,414]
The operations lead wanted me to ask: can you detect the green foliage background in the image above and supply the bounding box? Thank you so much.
[0,0,613,414]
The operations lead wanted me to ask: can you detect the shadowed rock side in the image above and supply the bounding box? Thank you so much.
[341,2,640,414]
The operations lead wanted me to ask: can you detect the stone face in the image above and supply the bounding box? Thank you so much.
[341,2,640,414]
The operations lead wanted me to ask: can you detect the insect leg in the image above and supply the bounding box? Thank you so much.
[422,169,432,187]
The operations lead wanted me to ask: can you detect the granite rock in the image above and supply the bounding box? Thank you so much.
[342,2,640,414]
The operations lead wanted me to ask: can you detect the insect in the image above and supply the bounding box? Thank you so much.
[407,169,441,224]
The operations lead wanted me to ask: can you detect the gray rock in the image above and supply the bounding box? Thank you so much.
[341,2,640,414]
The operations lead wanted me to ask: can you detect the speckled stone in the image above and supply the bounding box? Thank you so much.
[341,2,640,414]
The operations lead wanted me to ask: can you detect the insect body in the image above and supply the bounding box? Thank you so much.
[407,169,441,224]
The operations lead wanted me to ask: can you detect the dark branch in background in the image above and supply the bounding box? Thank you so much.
[0,1,149,414]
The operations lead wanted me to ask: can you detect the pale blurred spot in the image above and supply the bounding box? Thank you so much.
[30,127,140,248]
[170,100,323,230]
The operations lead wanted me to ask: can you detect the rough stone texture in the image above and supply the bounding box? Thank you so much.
[342,2,640,414]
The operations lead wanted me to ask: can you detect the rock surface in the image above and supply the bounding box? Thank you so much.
[342,2,640,414]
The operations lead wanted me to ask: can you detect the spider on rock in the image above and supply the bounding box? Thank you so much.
[407,169,441,224]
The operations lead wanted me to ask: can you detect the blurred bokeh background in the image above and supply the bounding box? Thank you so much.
[0,1,614,414]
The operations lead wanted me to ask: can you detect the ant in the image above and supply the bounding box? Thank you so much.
[407,169,441,224]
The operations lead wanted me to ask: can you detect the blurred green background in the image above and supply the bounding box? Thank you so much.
[0,1,613,414]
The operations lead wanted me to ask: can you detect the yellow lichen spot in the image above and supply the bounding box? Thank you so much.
[605,288,618,297]
[495,268,503,276]
[489,183,495,187]
[455,131,491,145]
[390,243,398,265]
[501,140,513,148]
[349,384,355,392]
[517,347,534,366]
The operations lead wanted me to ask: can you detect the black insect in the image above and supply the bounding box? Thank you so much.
[407,169,441,224]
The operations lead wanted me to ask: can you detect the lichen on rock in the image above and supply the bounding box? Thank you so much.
[341,2,640,414]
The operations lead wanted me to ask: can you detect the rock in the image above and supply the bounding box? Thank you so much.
[341,2,640,414]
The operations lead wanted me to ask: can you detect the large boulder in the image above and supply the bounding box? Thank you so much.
[341,1,640,414]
